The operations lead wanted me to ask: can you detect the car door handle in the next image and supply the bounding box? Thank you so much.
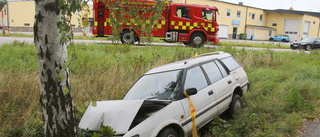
[208,90,214,96]
[227,80,232,84]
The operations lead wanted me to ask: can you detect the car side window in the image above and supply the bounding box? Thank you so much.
[176,6,189,18]
[184,66,208,91]
[221,57,241,71]
[201,62,222,84]
[214,60,228,77]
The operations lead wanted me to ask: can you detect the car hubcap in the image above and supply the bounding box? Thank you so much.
[193,36,202,45]
[234,100,241,113]
[307,45,310,50]
[123,33,133,43]
[168,134,176,137]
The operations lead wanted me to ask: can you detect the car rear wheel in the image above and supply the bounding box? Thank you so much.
[282,39,287,42]
[157,127,179,137]
[226,94,242,119]
[305,45,311,51]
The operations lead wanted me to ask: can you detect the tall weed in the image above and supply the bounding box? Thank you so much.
[0,42,319,136]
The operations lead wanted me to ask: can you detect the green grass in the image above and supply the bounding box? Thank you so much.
[216,41,291,49]
[0,42,319,136]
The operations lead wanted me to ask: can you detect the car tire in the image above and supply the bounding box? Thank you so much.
[120,30,136,44]
[269,38,274,41]
[190,33,205,48]
[157,127,179,137]
[282,39,286,42]
[305,45,311,51]
[227,94,242,118]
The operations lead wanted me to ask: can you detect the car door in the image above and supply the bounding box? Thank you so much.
[212,60,235,112]
[180,65,217,131]
[314,38,320,48]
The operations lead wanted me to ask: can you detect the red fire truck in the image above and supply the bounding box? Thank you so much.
[92,0,219,47]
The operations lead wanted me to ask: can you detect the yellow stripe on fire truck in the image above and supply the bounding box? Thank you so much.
[103,18,166,29]
[170,21,215,32]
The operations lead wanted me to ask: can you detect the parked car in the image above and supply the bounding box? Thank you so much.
[269,34,290,42]
[290,37,320,51]
[78,52,250,137]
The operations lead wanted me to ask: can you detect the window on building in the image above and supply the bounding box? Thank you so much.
[237,11,241,18]
[272,23,277,26]
[226,9,231,16]
[314,21,316,24]
[176,6,189,18]
[251,13,255,20]
[260,14,263,21]
[24,23,30,26]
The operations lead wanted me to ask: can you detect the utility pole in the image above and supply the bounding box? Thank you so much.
[6,0,9,31]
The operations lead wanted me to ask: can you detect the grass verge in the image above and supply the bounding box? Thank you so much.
[0,42,319,136]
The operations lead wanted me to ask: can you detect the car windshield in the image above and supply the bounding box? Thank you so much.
[124,70,184,100]
[301,38,316,42]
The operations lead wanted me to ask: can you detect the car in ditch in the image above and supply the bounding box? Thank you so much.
[290,37,320,51]
[78,51,250,137]
[269,34,290,42]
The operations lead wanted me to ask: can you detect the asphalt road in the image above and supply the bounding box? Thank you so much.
[0,36,318,136]
[0,36,311,54]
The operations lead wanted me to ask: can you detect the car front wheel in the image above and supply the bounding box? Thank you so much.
[305,45,311,51]
[269,38,274,41]
[157,127,179,137]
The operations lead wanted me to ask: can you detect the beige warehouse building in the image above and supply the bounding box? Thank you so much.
[1,0,320,41]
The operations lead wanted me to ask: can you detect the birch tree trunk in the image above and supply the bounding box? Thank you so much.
[34,0,76,136]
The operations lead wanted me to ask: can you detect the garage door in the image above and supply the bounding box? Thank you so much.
[284,19,300,41]
[303,21,310,39]
[218,25,228,39]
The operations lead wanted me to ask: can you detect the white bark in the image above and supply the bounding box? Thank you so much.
[34,0,76,136]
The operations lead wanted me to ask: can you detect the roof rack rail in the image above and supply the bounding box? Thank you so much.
[193,51,225,58]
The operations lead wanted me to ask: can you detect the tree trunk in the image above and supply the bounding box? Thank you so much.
[34,0,76,136]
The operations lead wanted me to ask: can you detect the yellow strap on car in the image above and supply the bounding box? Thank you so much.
[184,91,198,137]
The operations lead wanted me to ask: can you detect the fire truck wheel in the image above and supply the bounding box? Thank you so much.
[120,30,136,44]
[190,33,205,48]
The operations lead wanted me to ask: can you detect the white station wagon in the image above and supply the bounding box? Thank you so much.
[79,51,250,137]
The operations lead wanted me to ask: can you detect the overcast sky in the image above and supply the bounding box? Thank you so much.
[219,0,320,12]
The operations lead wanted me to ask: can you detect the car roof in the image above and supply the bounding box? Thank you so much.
[145,51,231,75]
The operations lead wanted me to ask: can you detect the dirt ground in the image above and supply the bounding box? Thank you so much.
[300,118,320,137]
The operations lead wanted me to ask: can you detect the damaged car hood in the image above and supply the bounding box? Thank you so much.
[78,100,144,134]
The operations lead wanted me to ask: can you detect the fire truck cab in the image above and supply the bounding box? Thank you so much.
[92,0,220,47]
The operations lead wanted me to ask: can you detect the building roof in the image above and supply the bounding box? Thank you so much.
[246,25,276,30]
[213,0,320,18]
[212,0,263,10]
[265,9,320,18]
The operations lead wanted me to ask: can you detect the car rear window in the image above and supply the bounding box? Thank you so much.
[221,57,240,71]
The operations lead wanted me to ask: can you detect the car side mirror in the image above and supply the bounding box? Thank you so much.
[185,88,198,96]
